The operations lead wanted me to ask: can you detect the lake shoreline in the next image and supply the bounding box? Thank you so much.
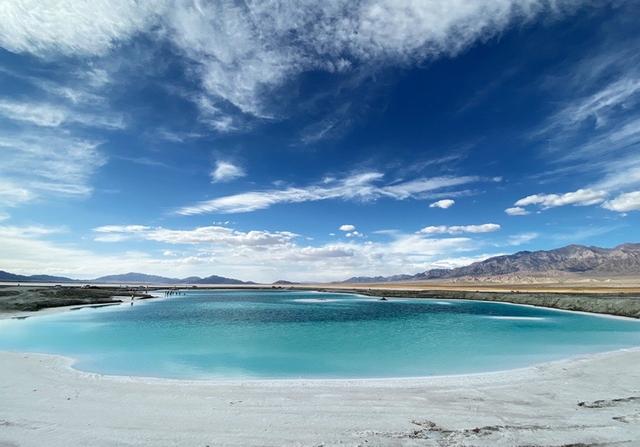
[2,283,640,320]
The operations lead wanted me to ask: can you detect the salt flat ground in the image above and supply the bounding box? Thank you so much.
[1,349,639,447]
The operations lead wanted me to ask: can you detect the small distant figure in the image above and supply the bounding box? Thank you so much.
[130,294,134,306]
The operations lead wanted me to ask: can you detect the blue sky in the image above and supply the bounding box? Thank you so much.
[0,1,639,282]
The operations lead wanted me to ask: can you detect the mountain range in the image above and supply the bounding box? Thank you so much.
[342,243,640,283]
[0,271,252,285]
[2,243,639,285]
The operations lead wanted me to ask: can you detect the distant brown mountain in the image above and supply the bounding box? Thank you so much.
[0,271,252,285]
[341,243,640,283]
[0,270,76,283]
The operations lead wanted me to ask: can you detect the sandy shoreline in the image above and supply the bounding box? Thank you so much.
[2,348,640,446]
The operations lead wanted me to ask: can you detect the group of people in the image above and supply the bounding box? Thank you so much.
[164,289,185,297]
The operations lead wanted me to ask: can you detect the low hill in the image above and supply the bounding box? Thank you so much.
[0,270,75,283]
[93,272,251,285]
[0,270,252,285]
[92,273,182,284]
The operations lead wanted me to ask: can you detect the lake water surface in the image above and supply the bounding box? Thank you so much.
[1,290,639,379]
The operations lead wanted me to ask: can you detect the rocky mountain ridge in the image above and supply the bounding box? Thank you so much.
[342,243,640,283]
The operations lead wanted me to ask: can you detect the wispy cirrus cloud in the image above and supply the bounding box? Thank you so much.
[526,31,640,215]
[177,172,481,215]
[0,133,105,206]
[0,99,67,127]
[0,225,66,238]
[0,63,125,209]
[0,0,589,134]
[0,180,34,207]
[0,99,125,129]
[0,0,162,56]
[547,77,640,140]
[507,232,538,246]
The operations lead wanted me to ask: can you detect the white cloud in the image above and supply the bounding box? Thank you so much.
[418,223,500,235]
[339,224,356,232]
[426,253,505,270]
[94,225,152,234]
[0,0,583,131]
[210,161,246,183]
[602,191,640,212]
[94,225,298,247]
[0,218,501,282]
[507,232,538,246]
[380,176,478,199]
[0,231,168,279]
[93,225,152,242]
[505,206,529,216]
[429,199,455,209]
[514,188,607,209]
[178,172,480,215]
[0,211,9,222]
[77,222,485,281]
[345,231,363,238]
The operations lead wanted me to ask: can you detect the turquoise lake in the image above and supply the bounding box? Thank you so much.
[1,290,639,379]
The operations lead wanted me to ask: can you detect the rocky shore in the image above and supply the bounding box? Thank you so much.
[307,287,640,319]
[0,286,153,315]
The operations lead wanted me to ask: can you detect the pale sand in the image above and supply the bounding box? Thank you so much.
[2,348,640,446]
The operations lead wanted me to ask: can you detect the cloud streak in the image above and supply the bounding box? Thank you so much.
[418,224,500,235]
[505,206,529,216]
[0,99,124,129]
[514,188,607,209]
[94,225,298,247]
[177,172,480,215]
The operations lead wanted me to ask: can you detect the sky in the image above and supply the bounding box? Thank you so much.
[0,0,639,282]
